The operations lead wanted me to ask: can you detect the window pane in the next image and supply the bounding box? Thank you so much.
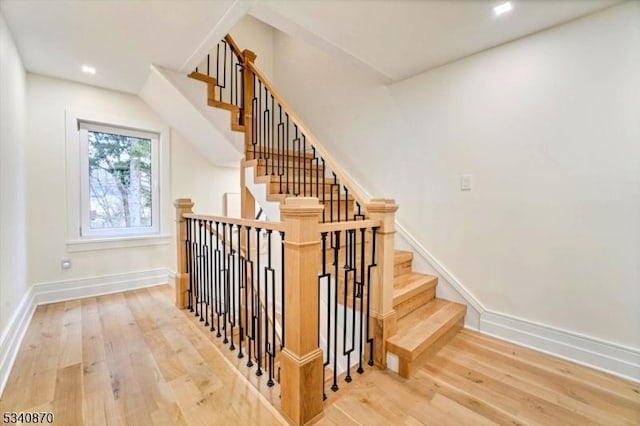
[87,130,152,229]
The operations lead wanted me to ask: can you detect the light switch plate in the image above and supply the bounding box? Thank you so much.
[461,174,472,191]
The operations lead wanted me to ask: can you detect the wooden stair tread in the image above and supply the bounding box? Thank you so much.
[257,174,337,186]
[394,250,413,265]
[393,273,437,306]
[246,148,315,159]
[267,193,354,203]
[189,71,216,84]
[387,299,466,361]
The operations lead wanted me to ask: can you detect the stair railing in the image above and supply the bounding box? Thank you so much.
[191,35,370,223]
[178,205,286,387]
[193,35,244,115]
[245,61,368,223]
[183,33,400,425]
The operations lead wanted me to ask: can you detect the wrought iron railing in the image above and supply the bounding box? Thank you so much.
[184,213,285,387]
[194,35,244,119]
[191,35,370,223]
[317,219,379,398]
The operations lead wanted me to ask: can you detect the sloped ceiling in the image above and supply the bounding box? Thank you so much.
[251,0,623,82]
[0,0,624,92]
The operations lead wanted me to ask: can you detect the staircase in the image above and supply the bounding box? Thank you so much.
[177,33,470,423]
[389,250,466,377]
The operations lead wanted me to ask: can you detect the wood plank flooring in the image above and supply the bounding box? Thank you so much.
[1,285,638,425]
[0,286,285,426]
[318,329,640,425]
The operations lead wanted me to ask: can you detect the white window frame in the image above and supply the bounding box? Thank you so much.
[65,109,171,252]
[79,121,160,238]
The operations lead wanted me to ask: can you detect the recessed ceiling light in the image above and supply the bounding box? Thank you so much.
[494,1,513,16]
[81,65,96,75]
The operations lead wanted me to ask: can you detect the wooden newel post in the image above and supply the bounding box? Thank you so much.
[174,198,194,309]
[365,198,399,367]
[241,49,257,222]
[280,197,325,425]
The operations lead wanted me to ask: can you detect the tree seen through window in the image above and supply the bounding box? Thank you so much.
[88,130,152,229]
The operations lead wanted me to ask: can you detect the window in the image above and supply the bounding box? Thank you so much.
[79,122,160,238]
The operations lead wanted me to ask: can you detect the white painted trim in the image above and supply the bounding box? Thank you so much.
[395,219,640,381]
[479,311,640,382]
[66,234,171,252]
[0,288,35,397]
[0,268,172,396]
[32,269,172,305]
[394,221,486,315]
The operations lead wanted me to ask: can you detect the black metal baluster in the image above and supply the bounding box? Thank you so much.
[222,222,229,344]
[286,114,290,194]
[251,93,257,159]
[215,221,222,337]
[366,228,378,366]
[197,219,204,320]
[303,135,307,196]
[322,159,326,223]
[209,220,215,331]
[345,187,349,222]
[357,227,366,374]
[186,218,193,312]
[265,229,275,386]
[331,230,340,392]
[319,232,330,400]
[229,223,236,351]
[237,224,244,358]
[204,221,210,327]
[270,94,275,176]
[246,226,255,368]
[255,227,263,376]
[278,106,284,194]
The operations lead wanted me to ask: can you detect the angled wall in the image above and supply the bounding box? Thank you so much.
[270,2,640,378]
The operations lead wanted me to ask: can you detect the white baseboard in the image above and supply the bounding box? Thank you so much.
[394,222,486,316]
[394,220,640,382]
[32,268,172,305]
[0,288,35,397]
[0,268,172,396]
[479,311,640,382]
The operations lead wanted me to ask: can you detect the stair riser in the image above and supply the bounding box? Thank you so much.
[397,318,463,379]
[254,165,324,177]
[394,287,436,319]
[246,149,315,161]
[394,260,413,278]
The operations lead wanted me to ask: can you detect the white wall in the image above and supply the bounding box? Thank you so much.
[171,128,240,219]
[0,13,28,341]
[26,74,239,285]
[272,0,640,355]
[230,15,275,81]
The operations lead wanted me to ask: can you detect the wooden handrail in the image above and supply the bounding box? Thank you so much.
[183,212,285,232]
[246,61,371,213]
[318,219,380,233]
[224,34,244,61]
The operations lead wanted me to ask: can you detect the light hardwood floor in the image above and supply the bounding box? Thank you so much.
[1,285,638,425]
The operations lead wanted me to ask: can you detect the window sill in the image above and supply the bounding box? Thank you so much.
[66,234,172,252]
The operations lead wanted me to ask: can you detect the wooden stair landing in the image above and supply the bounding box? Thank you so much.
[387,249,467,379]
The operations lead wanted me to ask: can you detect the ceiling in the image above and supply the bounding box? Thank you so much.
[254,0,623,82]
[0,0,239,93]
[0,0,625,93]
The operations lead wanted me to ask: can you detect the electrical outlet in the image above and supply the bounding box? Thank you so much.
[461,174,472,191]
